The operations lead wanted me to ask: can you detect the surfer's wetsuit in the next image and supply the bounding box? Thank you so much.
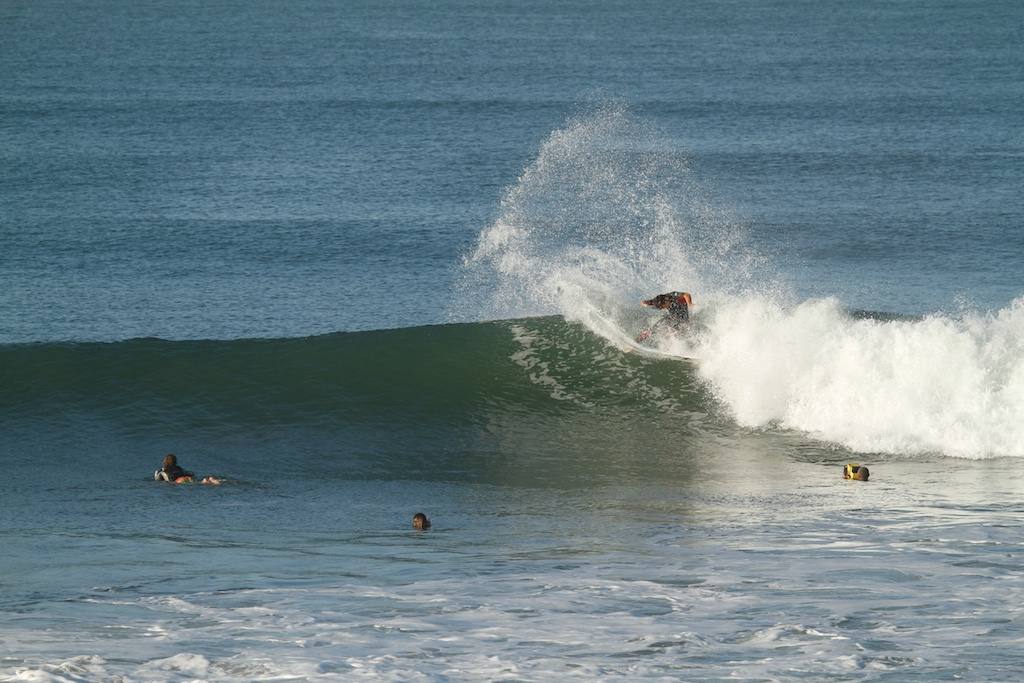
[664,295,689,328]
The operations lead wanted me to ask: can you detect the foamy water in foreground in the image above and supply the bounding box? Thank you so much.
[6,460,1024,681]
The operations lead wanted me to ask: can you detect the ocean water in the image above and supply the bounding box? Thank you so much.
[2,0,1024,680]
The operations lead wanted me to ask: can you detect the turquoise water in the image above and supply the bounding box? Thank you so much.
[3,0,1024,680]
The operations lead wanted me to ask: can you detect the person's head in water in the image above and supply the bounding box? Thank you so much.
[163,453,177,469]
[412,512,431,530]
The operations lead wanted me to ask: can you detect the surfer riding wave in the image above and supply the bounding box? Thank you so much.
[636,291,693,342]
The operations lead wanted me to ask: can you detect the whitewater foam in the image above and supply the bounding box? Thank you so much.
[696,296,1024,458]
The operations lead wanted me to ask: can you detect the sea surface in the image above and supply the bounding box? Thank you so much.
[2,0,1024,680]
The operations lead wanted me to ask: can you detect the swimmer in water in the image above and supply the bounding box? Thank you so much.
[412,512,431,530]
[154,454,222,485]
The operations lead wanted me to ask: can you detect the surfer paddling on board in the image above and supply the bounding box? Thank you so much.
[154,453,222,485]
[636,291,692,342]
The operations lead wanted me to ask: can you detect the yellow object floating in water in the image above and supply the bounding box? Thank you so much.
[843,463,870,481]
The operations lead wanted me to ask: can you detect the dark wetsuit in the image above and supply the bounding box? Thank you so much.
[157,464,195,481]
[656,293,689,332]
[666,297,689,325]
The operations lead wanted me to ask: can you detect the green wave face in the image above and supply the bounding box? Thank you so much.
[0,318,705,421]
[0,319,719,486]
